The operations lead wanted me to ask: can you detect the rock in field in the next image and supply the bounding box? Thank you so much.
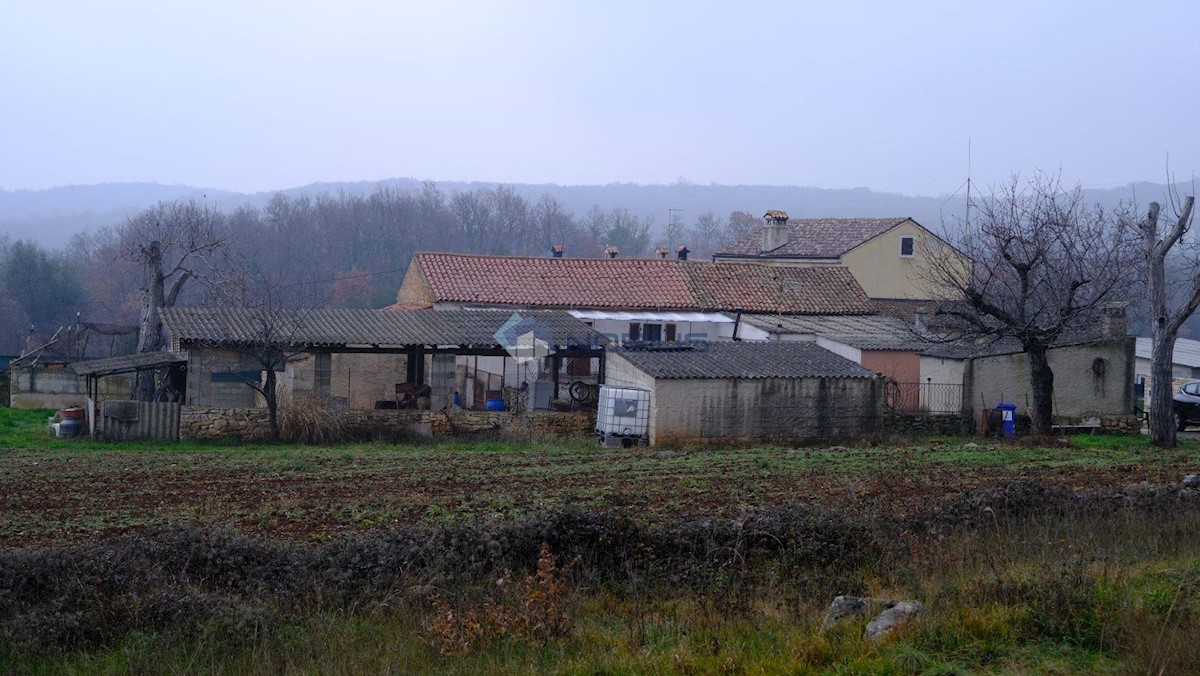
[820,595,871,631]
[864,600,924,642]
[1183,474,1199,488]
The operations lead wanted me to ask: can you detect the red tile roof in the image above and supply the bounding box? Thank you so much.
[715,217,913,259]
[410,253,873,314]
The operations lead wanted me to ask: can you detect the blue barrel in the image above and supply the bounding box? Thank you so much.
[485,398,506,412]
[996,403,1017,438]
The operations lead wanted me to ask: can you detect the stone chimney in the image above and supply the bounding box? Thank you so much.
[762,210,790,252]
[654,246,669,259]
[1101,302,1128,338]
[603,245,619,259]
[913,307,929,333]
[551,244,564,258]
[676,246,690,261]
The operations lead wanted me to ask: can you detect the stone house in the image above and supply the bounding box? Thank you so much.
[713,211,971,303]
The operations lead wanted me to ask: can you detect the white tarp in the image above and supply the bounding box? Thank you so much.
[568,310,734,323]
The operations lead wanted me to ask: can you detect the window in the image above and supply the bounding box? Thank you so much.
[899,235,916,258]
[628,322,641,341]
[643,323,663,342]
[665,323,677,342]
[1186,383,1200,396]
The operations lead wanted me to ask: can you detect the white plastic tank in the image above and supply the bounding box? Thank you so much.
[596,386,650,438]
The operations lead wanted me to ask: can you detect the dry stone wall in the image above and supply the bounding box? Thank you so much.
[180,405,596,442]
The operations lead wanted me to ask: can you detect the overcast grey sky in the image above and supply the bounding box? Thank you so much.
[2,0,1197,196]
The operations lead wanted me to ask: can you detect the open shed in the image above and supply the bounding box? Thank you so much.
[604,341,883,445]
[159,307,607,413]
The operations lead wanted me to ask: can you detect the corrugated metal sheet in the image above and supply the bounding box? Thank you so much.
[613,341,875,380]
[1135,336,1200,368]
[96,400,180,442]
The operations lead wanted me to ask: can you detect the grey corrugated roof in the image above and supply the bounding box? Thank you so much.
[160,307,604,350]
[738,313,930,351]
[432,310,608,348]
[612,341,875,379]
[1135,336,1200,368]
[161,307,465,348]
[72,351,185,376]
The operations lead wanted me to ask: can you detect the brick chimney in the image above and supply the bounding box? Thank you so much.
[654,246,669,259]
[676,246,690,261]
[762,210,789,252]
[603,245,619,259]
[1101,302,1128,338]
[551,244,564,258]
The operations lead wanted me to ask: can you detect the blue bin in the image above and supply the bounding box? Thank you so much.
[995,403,1017,438]
[485,398,506,412]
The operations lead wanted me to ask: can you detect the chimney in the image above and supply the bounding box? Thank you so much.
[913,307,929,333]
[551,244,564,258]
[654,246,669,259]
[676,245,690,261]
[1101,302,1128,338]
[603,245,619,259]
[762,210,790,252]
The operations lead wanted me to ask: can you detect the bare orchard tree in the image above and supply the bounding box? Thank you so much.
[208,270,319,442]
[1132,189,1196,446]
[926,174,1138,435]
[122,200,229,400]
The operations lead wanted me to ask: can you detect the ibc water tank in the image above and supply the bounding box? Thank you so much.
[596,386,649,438]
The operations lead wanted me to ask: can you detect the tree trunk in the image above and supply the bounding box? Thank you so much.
[1027,344,1055,436]
[1149,328,1178,447]
[134,241,165,401]
[265,368,280,442]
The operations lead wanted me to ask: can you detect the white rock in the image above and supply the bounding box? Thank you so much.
[864,601,923,642]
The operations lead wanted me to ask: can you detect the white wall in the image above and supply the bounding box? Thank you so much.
[920,356,965,386]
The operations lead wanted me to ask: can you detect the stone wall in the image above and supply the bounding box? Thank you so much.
[180,405,596,442]
[885,412,973,436]
[181,406,272,441]
[963,338,1135,420]
[9,364,132,410]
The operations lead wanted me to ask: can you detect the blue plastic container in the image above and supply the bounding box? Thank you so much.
[996,403,1017,438]
[485,398,506,412]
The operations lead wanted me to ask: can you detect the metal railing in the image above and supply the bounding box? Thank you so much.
[885,381,965,414]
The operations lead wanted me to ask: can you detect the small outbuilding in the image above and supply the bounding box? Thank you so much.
[604,341,883,445]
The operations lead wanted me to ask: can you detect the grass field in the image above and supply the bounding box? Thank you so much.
[4,407,1200,673]
[2,408,1197,547]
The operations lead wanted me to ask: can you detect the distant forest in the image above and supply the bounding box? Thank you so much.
[0,183,768,354]
[0,177,1188,355]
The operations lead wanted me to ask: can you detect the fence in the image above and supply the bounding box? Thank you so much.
[884,381,964,414]
[96,400,181,441]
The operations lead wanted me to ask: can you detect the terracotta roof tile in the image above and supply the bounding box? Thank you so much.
[412,253,873,315]
[715,217,912,258]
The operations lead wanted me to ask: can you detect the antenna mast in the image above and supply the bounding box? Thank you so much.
[964,138,972,242]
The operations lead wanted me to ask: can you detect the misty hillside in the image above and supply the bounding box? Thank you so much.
[0,178,1185,249]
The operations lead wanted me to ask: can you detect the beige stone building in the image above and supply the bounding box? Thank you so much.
[712,211,970,302]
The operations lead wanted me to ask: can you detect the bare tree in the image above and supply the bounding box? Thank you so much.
[207,269,320,442]
[688,211,725,258]
[1133,190,1196,446]
[927,174,1137,435]
[123,200,228,400]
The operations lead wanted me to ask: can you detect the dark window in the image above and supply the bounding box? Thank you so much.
[899,236,915,257]
[643,323,662,342]
[628,322,641,341]
[665,323,677,342]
